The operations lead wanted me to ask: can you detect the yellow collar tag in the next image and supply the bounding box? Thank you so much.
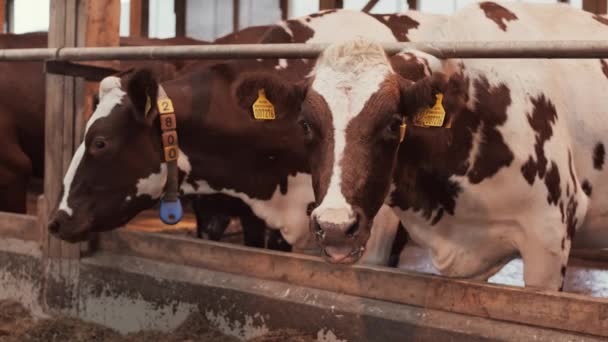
[412,93,446,128]
[399,121,407,143]
[252,89,276,120]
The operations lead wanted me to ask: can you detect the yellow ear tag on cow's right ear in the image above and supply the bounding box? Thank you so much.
[412,93,446,128]
[252,89,276,120]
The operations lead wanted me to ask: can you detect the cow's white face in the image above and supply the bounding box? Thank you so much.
[49,71,165,242]
[233,38,457,263]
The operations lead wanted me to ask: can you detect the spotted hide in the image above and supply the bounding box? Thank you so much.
[235,3,608,290]
[48,10,446,266]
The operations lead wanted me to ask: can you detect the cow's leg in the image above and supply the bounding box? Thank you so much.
[240,211,266,248]
[518,231,569,291]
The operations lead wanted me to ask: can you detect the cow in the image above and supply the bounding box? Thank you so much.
[47,9,457,265]
[233,2,608,290]
[0,29,295,249]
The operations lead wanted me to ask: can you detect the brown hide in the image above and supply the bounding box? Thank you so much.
[0,31,229,213]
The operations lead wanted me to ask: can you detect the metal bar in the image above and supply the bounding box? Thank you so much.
[280,0,288,20]
[407,0,417,10]
[4,40,608,61]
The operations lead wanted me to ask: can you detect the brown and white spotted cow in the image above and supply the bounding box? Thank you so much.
[234,2,608,289]
[48,9,449,265]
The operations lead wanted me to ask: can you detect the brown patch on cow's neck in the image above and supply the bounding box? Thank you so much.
[371,14,419,42]
[166,60,311,201]
[593,14,608,26]
[593,142,605,170]
[479,2,518,31]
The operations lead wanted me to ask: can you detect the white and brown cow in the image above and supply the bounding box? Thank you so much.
[234,2,608,289]
[48,9,447,265]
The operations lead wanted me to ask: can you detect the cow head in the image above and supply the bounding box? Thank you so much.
[235,39,464,263]
[48,69,166,242]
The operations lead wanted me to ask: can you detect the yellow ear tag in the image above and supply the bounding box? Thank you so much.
[252,89,276,120]
[144,95,152,116]
[399,121,407,143]
[412,93,446,128]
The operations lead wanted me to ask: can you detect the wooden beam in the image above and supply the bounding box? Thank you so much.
[583,0,607,14]
[362,0,379,12]
[319,0,343,10]
[98,230,608,338]
[280,0,288,20]
[233,0,240,32]
[0,0,5,33]
[5,0,12,33]
[0,212,38,241]
[174,0,186,37]
[82,0,120,123]
[407,0,417,10]
[130,0,149,37]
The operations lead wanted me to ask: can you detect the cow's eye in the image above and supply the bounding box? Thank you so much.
[299,119,312,137]
[93,137,107,150]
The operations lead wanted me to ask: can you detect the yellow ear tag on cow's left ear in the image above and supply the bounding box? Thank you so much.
[144,95,152,116]
[252,89,276,120]
[412,93,446,128]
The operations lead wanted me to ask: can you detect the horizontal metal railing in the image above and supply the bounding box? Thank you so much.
[1,40,608,61]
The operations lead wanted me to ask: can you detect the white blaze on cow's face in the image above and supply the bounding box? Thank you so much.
[49,70,167,242]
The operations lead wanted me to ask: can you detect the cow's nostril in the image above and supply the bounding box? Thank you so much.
[345,214,360,238]
[48,220,60,234]
[313,219,325,240]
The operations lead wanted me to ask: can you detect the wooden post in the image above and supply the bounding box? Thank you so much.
[175,0,186,37]
[583,0,607,14]
[407,0,417,10]
[130,0,148,37]
[280,0,288,20]
[42,0,120,314]
[43,0,82,314]
[0,0,5,33]
[233,0,240,32]
[319,0,343,10]
[81,0,120,124]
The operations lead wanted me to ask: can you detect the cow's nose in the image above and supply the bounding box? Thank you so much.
[312,207,361,243]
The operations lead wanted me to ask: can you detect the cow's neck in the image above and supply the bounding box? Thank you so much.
[160,66,310,201]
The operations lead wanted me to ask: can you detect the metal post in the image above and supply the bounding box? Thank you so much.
[175,0,186,37]
[130,0,149,37]
[233,0,240,32]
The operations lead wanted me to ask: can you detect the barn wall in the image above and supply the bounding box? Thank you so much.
[185,0,281,41]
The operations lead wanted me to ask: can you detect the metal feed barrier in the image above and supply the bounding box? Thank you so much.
[1,40,608,61]
[0,41,608,340]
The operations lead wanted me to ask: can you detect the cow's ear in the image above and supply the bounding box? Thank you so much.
[125,68,159,126]
[399,72,449,115]
[400,72,467,129]
[232,72,306,120]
